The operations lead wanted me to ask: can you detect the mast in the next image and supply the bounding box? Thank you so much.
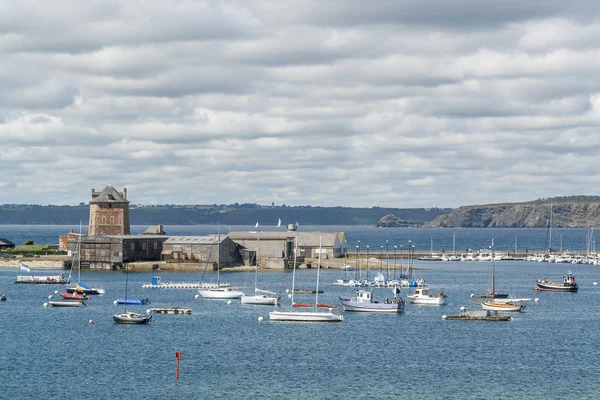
[453,231,456,256]
[290,234,298,306]
[216,221,220,286]
[124,264,129,313]
[315,235,322,309]
[491,239,495,296]
[255,229,260,295]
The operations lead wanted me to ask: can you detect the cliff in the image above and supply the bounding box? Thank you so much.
[423,201,600,228]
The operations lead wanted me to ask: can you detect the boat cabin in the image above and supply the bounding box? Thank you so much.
[355,290,373,303]
[414,288,430,297]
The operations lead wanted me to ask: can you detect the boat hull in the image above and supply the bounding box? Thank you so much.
[198,288,244,299]
[339,298,405,313]
[407,296,446,305]
[536,282,578,292]
[269,310,343,322]
[49,300,85,307]
[113,312,152,324]
[241,295,279,305]
[116,298,150,305]
[481,302,525,312]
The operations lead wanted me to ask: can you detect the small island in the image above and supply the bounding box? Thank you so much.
[376,214,418,227]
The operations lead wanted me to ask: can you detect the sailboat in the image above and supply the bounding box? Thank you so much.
[112,264,152,324]
[198,230,244,300]
[471,239,509,299]
[446,231,461,261]
[241,229,279,305]
[269,234,343,322]
[65,226,105,295]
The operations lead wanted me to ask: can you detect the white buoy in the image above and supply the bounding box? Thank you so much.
[113,300,118,305]
[288,294,292,298]
[258,316,263,321]
[194,294,199,299]
[534,298,539,303]
[43,303,48,308]
[593,282,598,286]
[285,289,289,293]
[89,319,93,324]
[54,290,58,294]
[48,295,53,299]
[227,300,232,305]
[146,309,151,314]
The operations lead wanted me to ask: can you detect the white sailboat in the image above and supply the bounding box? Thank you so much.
[113,264,152,324]
[269,235,343,322]
[241,229,279,305]
[65,224,105,295]
[198,228,244,300]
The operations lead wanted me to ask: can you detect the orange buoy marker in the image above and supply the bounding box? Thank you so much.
[176,351,181,380]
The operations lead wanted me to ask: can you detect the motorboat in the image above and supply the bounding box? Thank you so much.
[66,282,105,295]
[116,298,150,305]
[60,291,91,300]
[113,312,152,324]
[536,271,578,292]
[241,292,280,305]
[406,287,447,305]
[339,286,405,313]
[48,300,85,307]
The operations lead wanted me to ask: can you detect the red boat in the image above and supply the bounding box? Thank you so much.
[60,292,91,300]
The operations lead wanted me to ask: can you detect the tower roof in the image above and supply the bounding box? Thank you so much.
[90,185,129,204]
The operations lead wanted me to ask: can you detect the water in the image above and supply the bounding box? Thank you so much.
[1,224,597,252]
[1,226,600,399]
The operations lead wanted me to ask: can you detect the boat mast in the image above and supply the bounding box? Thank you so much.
[315,235,322,309]
[490,239,495,296]
[124,264,128,313]
[255,229,260,295]
[290,234,298,307]
[216,220,220,286]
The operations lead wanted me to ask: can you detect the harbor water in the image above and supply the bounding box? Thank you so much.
[0,225,599,399]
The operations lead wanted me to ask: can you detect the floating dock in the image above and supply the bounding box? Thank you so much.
[442,308,512,321]
[15,275,68,284]
[141,276,230,289]
[148,307,192,314]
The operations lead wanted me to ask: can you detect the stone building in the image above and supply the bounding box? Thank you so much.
[68,235,168,270]
[88,185,130,236]
[161,235,241,268]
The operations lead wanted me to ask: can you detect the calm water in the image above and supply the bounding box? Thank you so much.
[1,224,597,252]
[1,226,600,399]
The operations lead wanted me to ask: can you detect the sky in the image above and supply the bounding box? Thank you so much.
[1,1,600,208]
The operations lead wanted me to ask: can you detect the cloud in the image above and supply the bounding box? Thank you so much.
[2,1,600,208]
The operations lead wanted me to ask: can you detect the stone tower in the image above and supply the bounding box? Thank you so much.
[88,185,130,236]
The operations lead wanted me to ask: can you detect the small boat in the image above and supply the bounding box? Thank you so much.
[471,240,509,299]
[536,271,578,292]
[198,286,244,299]
[270,234,343,322]
[339,286,405,313]
[442,307,512,321]
[66,282,105,295]
[481,300,525,312]
[113,312,152,324]
[406,287,447,305]
[60,292,91,300]
[49,300,86,307]
[116,298,150,305]
[113,265,152,324]
[0,295,7,301]
[293,289,324,294]
[240,235,280,306]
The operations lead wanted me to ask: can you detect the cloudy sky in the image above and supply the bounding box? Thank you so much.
[1,1,600,208]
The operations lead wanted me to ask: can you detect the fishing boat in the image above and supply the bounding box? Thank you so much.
[442,307,512,321]
[339,286,405,313]
[471,239,509,299]
[240,229,279,305]
[270,234,343,322]
[49,300,86,307]
[406,287,447,305]
[60,291,91,301]
[536,271,578,292]
[113,265,151,324]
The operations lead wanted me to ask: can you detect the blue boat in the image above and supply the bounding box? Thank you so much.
[116,298,150,305]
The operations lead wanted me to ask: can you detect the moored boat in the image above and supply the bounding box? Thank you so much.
[407,287,447,305]
[536,271,578,292]
[481,300,525,312]
[48,300,86,307]
[116,298,150,305]
[339,286,405,313]
[113,312,152,324]
[60,291,91,300]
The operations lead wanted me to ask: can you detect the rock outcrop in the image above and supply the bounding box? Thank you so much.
[423,202,600,228]
[376,214,412,227]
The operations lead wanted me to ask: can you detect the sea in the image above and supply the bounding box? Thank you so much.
[1,225,599,399]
